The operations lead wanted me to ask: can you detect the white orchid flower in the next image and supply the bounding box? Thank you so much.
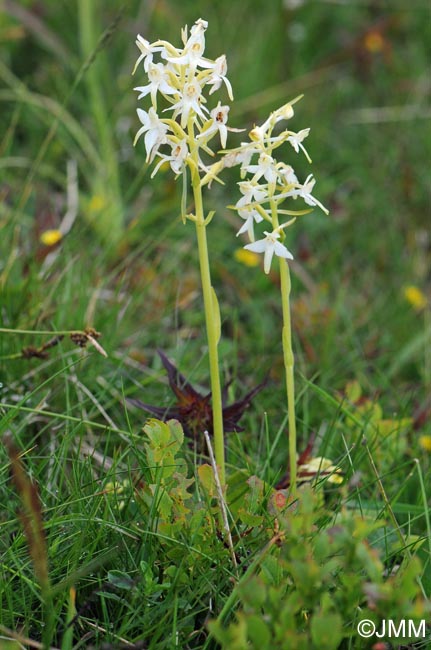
[236,179,268,209]
[167,18,214,71]
[206,55,233,100]
[166,78,209,127]
[134,62,177,108]
[151,139,189,177]
[287,128,311,162]
[244,152,279,184]
[276,163,298,187]
[197,103,242,148]
[221,142,258,170]
[133,107,169,162]
[196,103,230,148]
[236,206,264,241]
[244,228,294,274]
[132,35,164,74]
[294,174,329,213]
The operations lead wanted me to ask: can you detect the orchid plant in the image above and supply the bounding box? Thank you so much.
[223,103,329,495]
[132,19,240,484]
[132,18,327,493]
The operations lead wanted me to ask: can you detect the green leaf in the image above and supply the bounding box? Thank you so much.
[107,570,135,590]
[237,507,264,527]
[246,614,271,648]
[96,590,123,602]
[239,576,267,608]
[198,463,216,496]
[144,418,170,447]
[211,286,221,344]
[345,379,362,403]
[375,417,411,437]
[167,418,184,450]
[310,611,343,650]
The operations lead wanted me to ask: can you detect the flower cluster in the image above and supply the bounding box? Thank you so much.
[133,19,239,177]
[225,101,329,274]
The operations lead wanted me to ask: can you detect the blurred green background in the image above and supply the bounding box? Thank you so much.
[1,4,431,644]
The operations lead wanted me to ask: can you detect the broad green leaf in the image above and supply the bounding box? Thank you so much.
[237,507,264,527]
[310,612,343,650]
[198,463,216,496]
[345,379,362,403]
[107,570,135,590]
[246,614,271,648]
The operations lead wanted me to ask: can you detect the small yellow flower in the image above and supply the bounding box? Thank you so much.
[103,479,130,511]
[234,248,261,267]
[419,435,431,452]
[298,456,343,485]
[40,229,62,246]
[364,31,385,54]
[327,472,344,485]
[404,285,427,311]
[88,195,106,213]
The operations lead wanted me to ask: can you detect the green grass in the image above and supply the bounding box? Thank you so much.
[1,0,430,648]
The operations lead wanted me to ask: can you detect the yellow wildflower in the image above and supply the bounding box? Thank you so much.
[419,436,431,452]
[40,229,62,246]
[404,285,427,311]
[88,195,106,213]
[364,31,385,53]
[298,456,343,485]
[234,248,260,267]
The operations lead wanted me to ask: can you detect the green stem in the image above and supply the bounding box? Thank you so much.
[188,122,225,484]
[0,353,24,360]
[194,204,225,484]
[0,327,82,335]
[41,591,55,650]
[279,259,297,497]
[270,199,297,496]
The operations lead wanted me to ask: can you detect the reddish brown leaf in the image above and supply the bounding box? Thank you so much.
[128,350,267,443]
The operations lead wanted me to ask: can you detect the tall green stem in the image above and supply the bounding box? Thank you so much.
[279,260,297,497]
[270,199,297,496]
[188,122,225,484]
